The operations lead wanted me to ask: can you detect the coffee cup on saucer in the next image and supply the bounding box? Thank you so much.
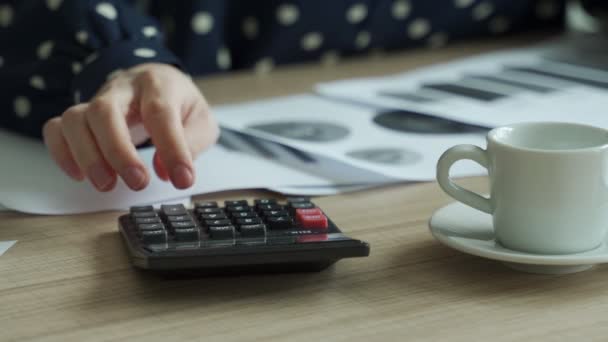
[436,122,608,255]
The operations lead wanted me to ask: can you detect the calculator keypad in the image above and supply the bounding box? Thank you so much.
[119,197,371,272]
[127,198,331,246]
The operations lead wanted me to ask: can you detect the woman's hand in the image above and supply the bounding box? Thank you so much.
[42,63,219,192]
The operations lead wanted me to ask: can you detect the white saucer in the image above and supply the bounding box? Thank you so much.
[429,202,608,274]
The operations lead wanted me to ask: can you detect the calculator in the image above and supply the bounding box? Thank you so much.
[118,198,370,274]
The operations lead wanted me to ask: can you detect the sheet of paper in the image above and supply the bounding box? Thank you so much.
[271,182,392,196]
[0,241,17,256]
[316,36,608,129]
[0,129,381,214]
[219,128,395,185]
[215,94,487,181]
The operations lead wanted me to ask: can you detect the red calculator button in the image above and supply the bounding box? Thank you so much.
[295,208,323,221]
[297,213,328,230]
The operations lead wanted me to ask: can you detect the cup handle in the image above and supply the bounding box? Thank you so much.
[436,145,492,214]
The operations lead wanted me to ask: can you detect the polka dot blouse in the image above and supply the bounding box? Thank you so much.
[0,0,569,138]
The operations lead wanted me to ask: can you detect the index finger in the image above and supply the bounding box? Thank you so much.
[138,73,194,189]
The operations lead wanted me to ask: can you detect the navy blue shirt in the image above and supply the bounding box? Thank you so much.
[0,0,566,138]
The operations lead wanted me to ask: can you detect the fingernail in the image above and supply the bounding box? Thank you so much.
[61,160,83,180]
[122,166,147,191]
[170,164,194,189]
[88,163,115,191]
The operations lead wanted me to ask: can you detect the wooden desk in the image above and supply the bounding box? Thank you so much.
[4,34,603,341]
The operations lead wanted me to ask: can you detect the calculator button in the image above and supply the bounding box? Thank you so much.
[236,217,262,226]
[140,229,167,244]
[256,204,283,212]
[231,211,258,219]
[267,216,293,230]
[200,213,227,220]
[201,213,227,220]
[196,207,224,215]
[131,211,157,218]
[209,225,236,239]
[254,199,277,206]
[289,202,316,213]
[167,215,192,222]
[130,205,154,212]
[295,208,323,218]
[297,213,328,230]
[138,223,165,231]
[194,201,218,208]
[174,227,200,241]
[262,210,289,218]
[170,221,195,229]
[226,205,251,213]
[161,204,187,216]
[225,200,248,207]
[134,217,162,224]
[239,224,267,237]
[205,219,232,227]
[288,202,317,215]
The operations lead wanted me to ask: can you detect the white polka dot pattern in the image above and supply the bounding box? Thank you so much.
[0,0,575,138]
[14,96,31,118]
[217,47,231,70]
[0,5,13,28]
[192,12,214,34]
[346,4,368,24]
[30,75,45,90]
[277,4,299,26]
[392,0,411,20]
[142,26,158,37]
[37,41,54,60]
[472,2,494,21]
[96,2,118,20]
[72,62,82,74]
[301,32,323,51]
[76,30,88,44]
[133,48,156,58]
[454,0,475,8]
[407,18,430,39]
[46,0,63,11]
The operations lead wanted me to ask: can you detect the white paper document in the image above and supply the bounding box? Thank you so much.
[215,94,487,181]
[0,129,378,214]
[0,241,17,256]
[317,37,608,129]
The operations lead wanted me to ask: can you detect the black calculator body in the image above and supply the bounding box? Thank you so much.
[118,198,370,274]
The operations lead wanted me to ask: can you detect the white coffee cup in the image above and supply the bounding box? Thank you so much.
[437,122,608,254]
